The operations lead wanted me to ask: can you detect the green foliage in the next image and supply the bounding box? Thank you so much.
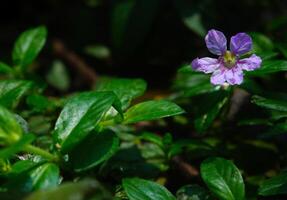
[122,178,176,200]
[68,129,119,172]
[123,100,185,124]
[200,157,245,200]
[12,26,47,68]
[259,171,287,196]
[1,7,287,199]
[53,91,122,153]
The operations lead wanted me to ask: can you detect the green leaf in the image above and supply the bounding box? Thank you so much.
[111,0,160,56]
[251,95,287,112]
[200,157,245,200]
[4,163,59,192]
[12,26,47,67]
[123,100,185,124]
[0,62,13,74]
[96,77,147,109]
[259,171,287,196]
[0,80,33,108]
[25,179,112,200]
[68,129,119,172]
[122,178,176,200]
[246,60,287,75]
[176,184,212,200]
[53,91,122,153]
[0,134,35,159]
[0,105,23,145]
[194,91,229,133]
[46,60,70,92]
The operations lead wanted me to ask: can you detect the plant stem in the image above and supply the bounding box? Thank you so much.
[23,144,58,162]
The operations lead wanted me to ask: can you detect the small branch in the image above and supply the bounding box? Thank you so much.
[172,156,199,177]
[52,39,98,86]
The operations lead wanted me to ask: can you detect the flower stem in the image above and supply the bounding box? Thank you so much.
[23,144,58,162]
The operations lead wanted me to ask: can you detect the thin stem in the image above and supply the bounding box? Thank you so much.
[23,144,58,162]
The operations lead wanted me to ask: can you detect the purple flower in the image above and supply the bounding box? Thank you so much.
[192,29,262,85]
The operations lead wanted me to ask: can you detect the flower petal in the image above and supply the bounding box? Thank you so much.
[230,33,252,55]
[211,68,226,85]
[237,54,262,71]
[205,29,227,55]
[225,67,243,85]
[191,57,220,73]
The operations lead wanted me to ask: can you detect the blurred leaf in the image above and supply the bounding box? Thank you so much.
[139,132,163,147]
[122,178,176,200]
[276,43,287,58]
[96,77,147,110]
[12,26,47,68]
[246,60,287,75]
[173,0,206,37]
[0,80,32,108]
[200,157,245,200]
[0,134,35,159]
[176,184,212,200]
[111,0,160,56]
[250,32,274,53]
[84,45,111,60]
[0,62,13,74]
[0,105,23,145]
[194,91,229,133]
[46,60,70,92]
[251,95,287,112]
[68,129,119,172]
[123,100,185,124]
[25,179,112,200]
[174,65,220,97]
[26,94,51,112]
[53,91,122,153]
[259,171,287,196]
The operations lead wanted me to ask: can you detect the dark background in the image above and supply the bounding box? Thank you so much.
[1,0,287,89]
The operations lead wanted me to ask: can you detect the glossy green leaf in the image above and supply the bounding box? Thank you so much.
[96,77,147,110]
[251,95,287,112]
[259,171,287,196]
[4,163,59,193]
[122,178,176,200]
[123,100,185,124]
[194,91,229,133]
[0,105,23,145]
[12,26,47,67]
[0,80,32,108]
[53,91,122,153]
[176,184,212,200]
[111,0,160,56]
[247,60,287,75]
[25,179,112,200]
[68,129,119,172]
[200,157,245,200]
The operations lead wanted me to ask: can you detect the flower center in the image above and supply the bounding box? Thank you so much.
[223,51,237,68]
